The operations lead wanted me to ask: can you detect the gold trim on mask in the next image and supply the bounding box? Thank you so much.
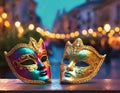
[60,38,106,84]
[4,51,48,84]
[4,37,52,84]
[16,54,38,72]
[40,55,50,66]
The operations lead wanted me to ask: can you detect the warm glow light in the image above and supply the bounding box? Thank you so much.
[108,33,113,37]
[104,24,111,32]
[51,33,55,38]
[82,30,87,35]
[12,21,120,39]
[17,26,24,38]
[15,21,21,27]
[92,32,97,37]
[70,32,75,38]
[0,17,3,23]
[61,34,65,39]
[102,30,106,35]
[115,27,119,32]
[66,34,70,39]
[2,13,7,19]
[36,27,41,32]
[18,26,24,33]
[55,34,60,39]
[36,27,44,34]
[28,24,35,30]
[98,27,103,32]
[108,37,120,50]
[45,31,50,36]
[35,28,80,39]
[74,31,79,36]
[4,21,10,27]
[110,30,115,34]
[88,28,93,34]
[41,31,45,36]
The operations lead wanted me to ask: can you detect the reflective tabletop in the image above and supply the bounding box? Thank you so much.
[0,79,120,93]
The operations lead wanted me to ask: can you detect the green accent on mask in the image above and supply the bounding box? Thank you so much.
[77,50,88,60]
[68,49,72,56]
[30,70,48,81]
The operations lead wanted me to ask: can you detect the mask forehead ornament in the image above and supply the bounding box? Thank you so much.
[60,38,106,84]
[4,37,51,84]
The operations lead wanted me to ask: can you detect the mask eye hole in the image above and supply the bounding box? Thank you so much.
[41,56,47,62]
[63,58,70,64]
[76,61,89,67]
[20,60,35,65]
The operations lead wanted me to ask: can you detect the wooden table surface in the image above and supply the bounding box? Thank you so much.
[0,79,119,93]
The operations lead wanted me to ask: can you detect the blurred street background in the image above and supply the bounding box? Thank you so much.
[0,0,120,80]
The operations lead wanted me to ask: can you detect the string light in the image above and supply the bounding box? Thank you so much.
[104,24,111,32]
[13,22,120,40]
[61,34,65,39]
[36,27,41,32]
[82,30,87,36]
[102,30,106,35]
[55,34,60,39]
[98,27,103,32]
[17,26,24,38]
[110,30,115,34]
[88,28,93,34]
[74,31,79,36]
[92,32,97,37]
[1,13,7,19]
[1,12,119,49]
[28,24,35,30]
[50,33,55,38]
[70,32,75,38]
[15,21,21,27]
[115,27,119,32]
[17,26,24,34]
[4,21,10,28]
[0,12,119,40]
[66,34,70,39]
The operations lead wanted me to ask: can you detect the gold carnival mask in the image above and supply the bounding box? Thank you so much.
[60,38,106,84]
[4,37,51,84]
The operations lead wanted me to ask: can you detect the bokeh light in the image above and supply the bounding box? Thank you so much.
[104,24,111,32]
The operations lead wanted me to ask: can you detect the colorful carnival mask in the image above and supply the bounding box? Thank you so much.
[4,37,51,84]
[60,38,106,84]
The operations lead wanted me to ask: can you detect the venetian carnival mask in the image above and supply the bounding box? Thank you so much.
[60,38,106,84]
[4,37,51,84]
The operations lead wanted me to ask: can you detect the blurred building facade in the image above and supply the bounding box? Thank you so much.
[5,0,41,26]
[53,0,120,34]
[0,0,41,34]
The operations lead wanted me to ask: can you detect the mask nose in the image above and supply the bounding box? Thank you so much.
[37,60,45,70]
[67,61,75,71]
